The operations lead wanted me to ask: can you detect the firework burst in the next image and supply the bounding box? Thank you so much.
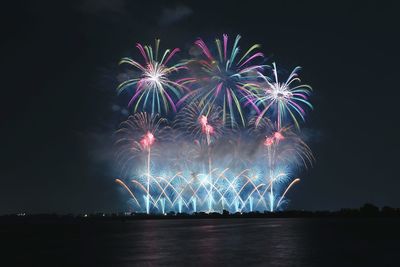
[249,116,313,169]
[175,101,227,145]
[180,34,264,126]
[118,39,193,114]
[115,112,169,178]
[255,62,313,129]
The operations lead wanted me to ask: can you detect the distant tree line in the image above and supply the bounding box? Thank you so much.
[2,203,400,223]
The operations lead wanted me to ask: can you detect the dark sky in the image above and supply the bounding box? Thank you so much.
[1,0,399,214]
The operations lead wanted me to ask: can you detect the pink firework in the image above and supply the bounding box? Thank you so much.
[199,115,214,136]
[140,132,155,150]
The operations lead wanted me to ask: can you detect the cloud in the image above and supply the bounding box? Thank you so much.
[158,5,193,26]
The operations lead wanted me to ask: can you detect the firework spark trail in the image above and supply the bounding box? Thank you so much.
[140,132,154,213]
[277,178,301,208]
[199,114,214,211]
[115,179,140,206]
[114,34,315,213]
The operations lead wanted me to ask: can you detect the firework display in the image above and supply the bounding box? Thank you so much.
[115,35,314,214]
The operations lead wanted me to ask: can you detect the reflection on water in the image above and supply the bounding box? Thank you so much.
[4,218,400,266]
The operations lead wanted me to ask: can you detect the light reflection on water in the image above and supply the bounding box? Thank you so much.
[79,218,400,266]
[5,218,400,266]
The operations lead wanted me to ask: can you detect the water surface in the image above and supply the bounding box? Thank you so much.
[4,218,399,266]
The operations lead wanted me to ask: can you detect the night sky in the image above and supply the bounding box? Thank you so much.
[1,0,399,214]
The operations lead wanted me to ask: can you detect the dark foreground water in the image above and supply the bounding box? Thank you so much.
[3,218,400,266]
